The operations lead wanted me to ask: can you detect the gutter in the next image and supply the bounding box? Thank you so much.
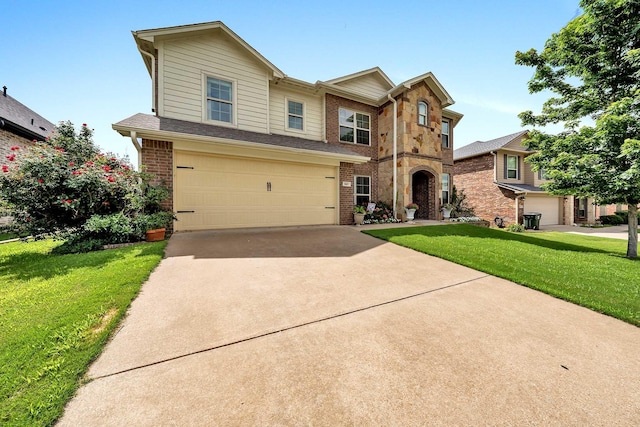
[387,94,398,219]
[137,46,156,113]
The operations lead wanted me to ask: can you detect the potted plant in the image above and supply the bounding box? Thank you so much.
[441,204,453,220]
[135,211,176,242]
[405,202,419,221]
[354,205,366,225]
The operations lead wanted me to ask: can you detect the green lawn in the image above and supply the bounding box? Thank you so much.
[0,239,167,426]
[364,224,640,326]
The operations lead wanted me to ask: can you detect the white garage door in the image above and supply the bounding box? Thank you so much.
[173,151,338,231]
[524,196,562,226]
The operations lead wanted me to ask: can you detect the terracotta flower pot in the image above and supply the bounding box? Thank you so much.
[145,228,166,242]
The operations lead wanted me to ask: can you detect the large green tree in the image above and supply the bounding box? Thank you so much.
[516,0,640,258]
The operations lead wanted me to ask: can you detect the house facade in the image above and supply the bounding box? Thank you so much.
[454,131,615,226]
[113,21,462,231]
[0,86,54,159]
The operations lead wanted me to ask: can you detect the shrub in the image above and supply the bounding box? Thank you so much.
[363,201,401,224]
[600,214,625,225]
[83,212,136,243]
[506,223,526,232]
[445,186,475,218]
[51,236,106,254]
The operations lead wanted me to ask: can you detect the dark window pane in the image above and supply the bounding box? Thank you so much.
[288,100,303,116]
[340,126,354,142]
[208,100,232,123]
[356,113,369,129]
[442,134,449,147]
[356,129,369,145]
[207,78,232,101]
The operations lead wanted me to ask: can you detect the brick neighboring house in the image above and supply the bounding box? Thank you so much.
[0,86,54,159]
[0,86,55,221]
[113,21,463,231]
[454,131,619,226]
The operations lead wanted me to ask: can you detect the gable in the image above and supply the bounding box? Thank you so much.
[503,133,530,152]
[332,73,394,99]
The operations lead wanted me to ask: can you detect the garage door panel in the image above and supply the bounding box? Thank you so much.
[174,152,338,231]
[524,196,561,226]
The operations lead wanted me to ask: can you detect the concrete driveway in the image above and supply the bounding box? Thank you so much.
[59,226,640,426]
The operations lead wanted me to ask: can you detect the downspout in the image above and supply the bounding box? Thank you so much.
[137,46,156,113]
[130,130,142,170]
[516,193,526,224]
[387,94,398,219]
[490,151,497,182]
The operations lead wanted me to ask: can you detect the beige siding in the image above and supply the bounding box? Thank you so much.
[333,74,390,99]
[269,84,323,140]
[159,31,270,133]
[496,150,525,184]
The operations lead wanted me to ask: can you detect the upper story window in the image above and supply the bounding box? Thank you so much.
[339,108,370,145]
[441,173,450,204]
[442,119,450,148]
[418,101,429,126]
[287,100,304,130]
[505,154,519,179]
[206,77,233,123]
[538,168,549,180]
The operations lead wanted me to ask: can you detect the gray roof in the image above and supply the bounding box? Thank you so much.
[0,90,55,140]
[454,130,529,161]
[114,113,368,159]
[496,182,545,194]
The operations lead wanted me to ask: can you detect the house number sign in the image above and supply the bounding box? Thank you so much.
[342,181,352,187]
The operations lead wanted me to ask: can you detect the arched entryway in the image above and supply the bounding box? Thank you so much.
[411,170,437,219]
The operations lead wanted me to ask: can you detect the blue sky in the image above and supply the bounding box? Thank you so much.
[2,0,580,164]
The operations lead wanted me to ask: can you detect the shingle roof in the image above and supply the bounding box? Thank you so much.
[113,113,369,160]
[0,90,55,140]
[496,182,545,193]
[453,130,529,161]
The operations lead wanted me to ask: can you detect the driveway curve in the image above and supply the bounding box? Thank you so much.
[59,226,640,426]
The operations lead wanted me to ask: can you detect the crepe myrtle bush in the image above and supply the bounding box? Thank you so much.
[0,121,172,250]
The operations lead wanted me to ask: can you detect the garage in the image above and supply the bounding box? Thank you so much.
[524,196,562,226]
[173,151,338,231]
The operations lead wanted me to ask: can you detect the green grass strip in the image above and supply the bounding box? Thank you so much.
[364,224,640,326]
[0,239,167,426]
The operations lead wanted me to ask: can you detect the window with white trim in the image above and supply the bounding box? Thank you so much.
[578,198,587,218]
[206,77,233,123]
[442,119,450,148]
[355,176,371,206]
[418,101,428,126]
[441,173,450,204]
[339,108,370,145]
[287,100,304,130]
[506,155,519,179]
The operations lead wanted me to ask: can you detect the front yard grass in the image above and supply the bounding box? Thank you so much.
[364,224,640,326]
[0,239,167,426]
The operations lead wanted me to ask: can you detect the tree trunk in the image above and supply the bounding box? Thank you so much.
[627,204,638,259]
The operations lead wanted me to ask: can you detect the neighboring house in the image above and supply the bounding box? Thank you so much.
[113,21,463,231]
[454,131,566,226]
[454,131,616,226]
[0,86,54,159]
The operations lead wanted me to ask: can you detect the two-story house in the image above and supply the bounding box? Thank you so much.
[113,21,462,231]
[454,131,615,226]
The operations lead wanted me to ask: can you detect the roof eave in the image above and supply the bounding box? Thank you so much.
[112,123,370,165]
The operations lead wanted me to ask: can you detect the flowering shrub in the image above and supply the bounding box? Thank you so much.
[449,216,482,222]
[363,201,401,224]
[0,121,173,250]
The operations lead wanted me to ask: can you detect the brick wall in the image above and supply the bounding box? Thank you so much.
[339,162,354,224]
[454,154,518,224]
[326,94,379,219]
[0,128,34,159]
[141,139,173,212]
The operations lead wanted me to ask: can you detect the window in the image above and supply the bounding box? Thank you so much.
[339,108,370,145]
[578,198,587,218]
[441,173,450,204]
[206,77,233,123]
[442,119,450,148]
[287,100,304,130]
[418,101,428,126]
[506,155,519,179]
[538,168,549,180]
[355,176,371,206]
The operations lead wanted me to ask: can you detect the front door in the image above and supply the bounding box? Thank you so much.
[412,172,430,219]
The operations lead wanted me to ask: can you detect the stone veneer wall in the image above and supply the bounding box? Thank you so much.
[454,153,520,225]
[141,139,173,213]
[325,94,379,220]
